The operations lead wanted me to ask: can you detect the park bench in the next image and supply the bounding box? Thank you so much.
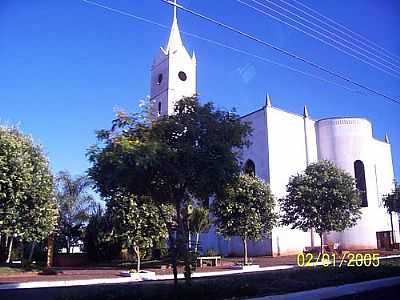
[196,256,221,267]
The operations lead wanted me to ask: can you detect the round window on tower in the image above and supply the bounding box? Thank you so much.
[157,73,163,85]
[178,71,187,81]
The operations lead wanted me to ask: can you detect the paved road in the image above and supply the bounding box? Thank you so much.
[327,284,400,300]
[2,284,400,300]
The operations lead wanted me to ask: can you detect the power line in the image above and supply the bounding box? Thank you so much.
[162,0,400,105]
[81,0,170,29]
[237,0,400,79]
[185,32,363,94]
[277,0,400,65]
[80,0,361,94]
[289,0,400,64]
[256,0,400,72]
[81,0,399,105]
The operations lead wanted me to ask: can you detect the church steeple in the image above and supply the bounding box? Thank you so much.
[303,105,309,118]
[149,0,197,119]
[164,3,184,54]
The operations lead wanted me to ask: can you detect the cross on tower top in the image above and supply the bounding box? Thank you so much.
[173,0,177,21]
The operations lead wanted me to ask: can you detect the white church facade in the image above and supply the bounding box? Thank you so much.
[148,8,398,256]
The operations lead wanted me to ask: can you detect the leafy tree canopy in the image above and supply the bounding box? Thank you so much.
[84,205,121,262]
[88,96,251,281]
[382,181,400,245]
[213,174,277,241]
[382,182,400,213]
[280,160,361,243]
[213,174,277,264]
[87,96,251,205]
[107,194,172,271]
[0,126,57,250]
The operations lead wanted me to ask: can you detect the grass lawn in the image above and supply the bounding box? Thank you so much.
[55,258,400,300]
[0,263,44,273]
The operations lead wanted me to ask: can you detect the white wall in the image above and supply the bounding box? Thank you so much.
[241,107,269,181]
[238,106,320,256]
[316,117,397,249]
[266,107,319,255]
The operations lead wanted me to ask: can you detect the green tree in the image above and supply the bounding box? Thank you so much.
[107,194,170,272]
[0,126,57,263]
[88,96,251,283]
[382,181,400,245]
[55,171,96,253]
[84,204,121,262]
[213,174,277,265]
[280,160,361,254]
[189,207,211,253]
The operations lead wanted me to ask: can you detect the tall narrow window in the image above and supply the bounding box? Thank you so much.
[244,159,256,177]
[354,160,368,207]
[158,102,162,115]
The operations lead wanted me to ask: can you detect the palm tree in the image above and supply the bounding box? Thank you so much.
[189,207,211,253]
[55,171,96,253]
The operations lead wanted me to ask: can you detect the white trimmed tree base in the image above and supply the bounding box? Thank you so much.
[232,264,260,271]
[119,271,141,280]
[139,270,156,280]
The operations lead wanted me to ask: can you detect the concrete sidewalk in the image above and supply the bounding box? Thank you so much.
[0,264,295,290]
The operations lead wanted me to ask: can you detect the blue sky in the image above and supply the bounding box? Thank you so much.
[1,0,399,183]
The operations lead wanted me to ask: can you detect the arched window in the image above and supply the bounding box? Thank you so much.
[158,102,162,115]
[354,160,368,207]
[244,159,256,177]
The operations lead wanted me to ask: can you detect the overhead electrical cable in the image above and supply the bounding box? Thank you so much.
[80,0,361,94]
[161,0,400,105]
[255,0,400,72]
[81,0,400,105]
[289,0,400,64]
[237,0,400,79]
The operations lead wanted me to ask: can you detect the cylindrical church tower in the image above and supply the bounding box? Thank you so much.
[316,117,392,249]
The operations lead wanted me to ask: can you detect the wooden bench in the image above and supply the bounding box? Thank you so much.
[196,256,221,267]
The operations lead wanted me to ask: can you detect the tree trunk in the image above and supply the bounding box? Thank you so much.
[319,233,324,255]
[28,242,36,262]
[172,202,181,286]
[390,211,395,245]
[47,233,55,268]
[154,202,177,285]
[195,233,200,253]
[243,238,248,266]
[20,242,26,266]
[6,236,14,263]
[134,245,141,272]
[182,206,192,284]
[66,238,70,254]
[310,228,315,248]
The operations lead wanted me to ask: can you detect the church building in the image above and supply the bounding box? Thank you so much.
[148,7,398,256]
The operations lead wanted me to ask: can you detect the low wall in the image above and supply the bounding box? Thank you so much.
[54,253,89,267]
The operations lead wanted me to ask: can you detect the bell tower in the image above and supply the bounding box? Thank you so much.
[149,0,196,118]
